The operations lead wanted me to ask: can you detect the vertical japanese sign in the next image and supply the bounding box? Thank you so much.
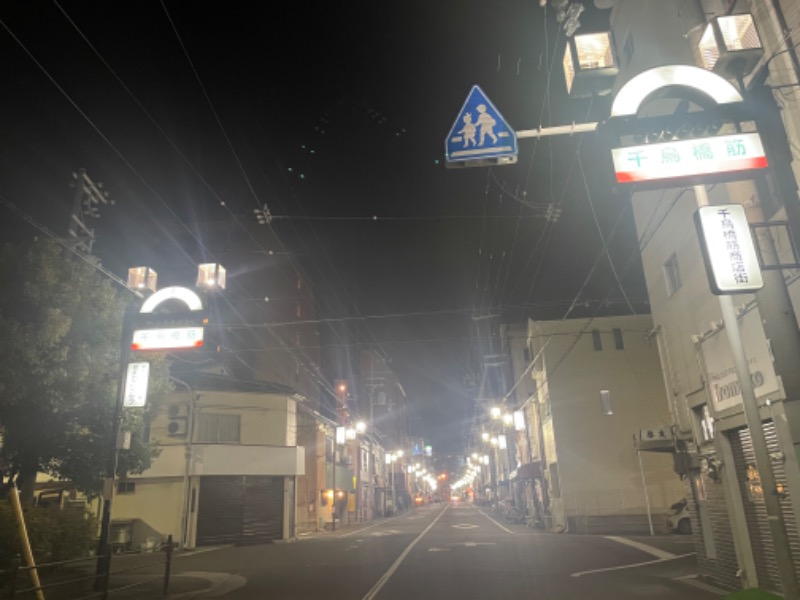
[123,362,150,408]
[694,204,764,295]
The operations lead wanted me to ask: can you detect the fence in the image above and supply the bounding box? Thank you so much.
[1,535,174,600]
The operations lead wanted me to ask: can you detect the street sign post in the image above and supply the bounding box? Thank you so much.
[445,86,518,168]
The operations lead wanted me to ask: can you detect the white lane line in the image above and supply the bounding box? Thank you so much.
[603,536,676,560]
[175,545,233,558]
[571,553,695,578]
[478,509,514,534]
[361,505,449,600]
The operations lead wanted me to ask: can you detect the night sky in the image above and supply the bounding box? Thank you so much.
[0,1,647,455]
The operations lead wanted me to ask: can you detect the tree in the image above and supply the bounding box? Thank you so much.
[0,239,171,503]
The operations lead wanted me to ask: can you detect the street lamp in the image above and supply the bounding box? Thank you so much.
[196,263,226,290]
[698,14,763,80]
[563,31,618,98]
[98,264,215,590]
[126,266,157,294]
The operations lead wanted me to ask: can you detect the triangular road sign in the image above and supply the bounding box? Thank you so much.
[445,85,518,168]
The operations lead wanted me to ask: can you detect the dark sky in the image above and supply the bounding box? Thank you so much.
[0,1,647,455]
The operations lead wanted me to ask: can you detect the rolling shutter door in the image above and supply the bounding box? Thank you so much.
[197,476,285,546]
[733,423,800,593]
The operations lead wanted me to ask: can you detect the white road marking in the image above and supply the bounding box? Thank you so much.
[571,553,695,578]
[452,523,479,529]
[362,505,449,600]
[371,529,401,537]
[336,513,406,539]
[175,545,233,558]
[463,541,496,547]
[603,536,676,560]
[428,547,451,552]
[478,509,514,534]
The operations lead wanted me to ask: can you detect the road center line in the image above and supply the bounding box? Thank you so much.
[361,505,449,600]
[603,536,675,559]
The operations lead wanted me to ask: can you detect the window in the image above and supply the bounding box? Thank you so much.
[613,328,624,350]
[600,390,613,415]
[592,329,602,351]
[117,481,136,494]
[664,253,682,297]
[197,413,241,443]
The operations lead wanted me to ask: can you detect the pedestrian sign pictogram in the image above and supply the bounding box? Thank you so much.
[445,86,517,168]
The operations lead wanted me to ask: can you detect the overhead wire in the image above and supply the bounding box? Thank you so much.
[12,6,338,405]
[160,3,398,383]
[576,145,637,314]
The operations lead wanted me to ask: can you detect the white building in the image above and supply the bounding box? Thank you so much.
[519,315,684,532]
[113,372,304,549]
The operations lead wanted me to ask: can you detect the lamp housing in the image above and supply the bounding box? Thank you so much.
[563,31,618,98]
[698,14,763,79]
[196,263,226,290]
[127,266,157,294]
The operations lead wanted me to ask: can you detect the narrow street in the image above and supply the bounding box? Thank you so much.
[115,503,725,599]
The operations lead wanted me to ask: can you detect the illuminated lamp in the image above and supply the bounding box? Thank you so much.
[127,266,157,294]
[563,31,618,98]
[698,14,763,80]
[196,263,226,290]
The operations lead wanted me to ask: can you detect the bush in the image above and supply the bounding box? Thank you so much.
[0,501,97,569]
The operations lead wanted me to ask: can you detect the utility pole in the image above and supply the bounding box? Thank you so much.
[67,169,113,254]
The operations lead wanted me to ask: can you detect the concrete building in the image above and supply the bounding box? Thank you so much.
[113,372,304,548]
[599,0,800,592]
[516,315,683,532]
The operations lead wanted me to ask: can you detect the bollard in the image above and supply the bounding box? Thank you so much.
[163,534,173,597]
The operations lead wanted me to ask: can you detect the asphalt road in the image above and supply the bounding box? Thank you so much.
[108,502,727,599]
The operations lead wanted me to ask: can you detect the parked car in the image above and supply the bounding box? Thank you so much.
[667,498,692,534]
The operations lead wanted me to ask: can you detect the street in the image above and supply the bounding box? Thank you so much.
[109,502,727,599]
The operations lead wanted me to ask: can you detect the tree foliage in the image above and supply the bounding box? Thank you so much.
[0,239,171,498]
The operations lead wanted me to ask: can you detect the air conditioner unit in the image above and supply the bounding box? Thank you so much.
[167,403,189,418]
[167,419,188,436]
[167,403,188,436]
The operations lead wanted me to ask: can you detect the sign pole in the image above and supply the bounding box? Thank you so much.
[695,184,799,597]
[95,302,138,591]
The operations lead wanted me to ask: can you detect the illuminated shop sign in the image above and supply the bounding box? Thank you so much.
[694,204,763,295]
[123,362,150,407]
[612,133,767,184]
[131,326,204,351]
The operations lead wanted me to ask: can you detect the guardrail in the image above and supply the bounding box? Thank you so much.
[1,535,174,600]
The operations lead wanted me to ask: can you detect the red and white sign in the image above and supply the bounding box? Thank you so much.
[612,132,767,184]
[131,326,204,351]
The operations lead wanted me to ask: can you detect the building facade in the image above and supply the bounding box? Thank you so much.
[602,0,800,592]
[516,315,684,532]
[113,372,304,548]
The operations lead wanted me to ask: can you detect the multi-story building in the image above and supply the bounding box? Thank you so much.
[508,315,683,532]
[113,371,305,548]
[598,0,800,592]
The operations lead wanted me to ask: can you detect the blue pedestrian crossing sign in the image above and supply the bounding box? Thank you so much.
[445,85,518,168]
